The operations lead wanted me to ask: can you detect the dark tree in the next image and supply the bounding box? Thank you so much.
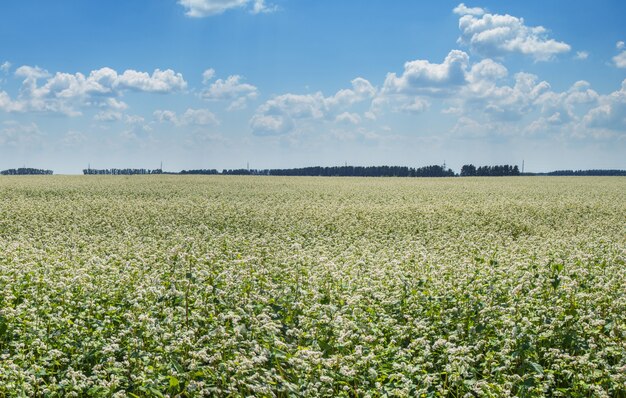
[1,168,53,175]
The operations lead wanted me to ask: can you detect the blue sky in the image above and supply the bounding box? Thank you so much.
[1,0,625,173]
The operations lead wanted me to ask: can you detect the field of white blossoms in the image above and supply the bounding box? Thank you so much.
[0,175,624,397]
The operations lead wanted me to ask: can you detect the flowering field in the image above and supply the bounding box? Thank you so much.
[0,175,624,397]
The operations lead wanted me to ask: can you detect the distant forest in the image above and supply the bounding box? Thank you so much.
[79,165,626,177]
[82,168,163,175]
[1,165,625,177]
[540,169,626,176]
[223,165,456,177]
[1,168,53,175]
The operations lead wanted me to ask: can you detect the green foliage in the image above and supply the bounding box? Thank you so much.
[0,175,624,397]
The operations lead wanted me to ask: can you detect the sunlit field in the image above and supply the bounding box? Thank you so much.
[0,176,624,397]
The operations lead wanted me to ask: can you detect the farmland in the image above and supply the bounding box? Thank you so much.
[0,176,624,397]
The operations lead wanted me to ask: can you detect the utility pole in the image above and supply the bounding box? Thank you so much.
[522,160,524,174]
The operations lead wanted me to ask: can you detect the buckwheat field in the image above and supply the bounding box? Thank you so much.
[0,176,624,397]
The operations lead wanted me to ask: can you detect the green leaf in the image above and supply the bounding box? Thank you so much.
[169,375,179,388]
[529,361,543,374]
[149,387,165,398]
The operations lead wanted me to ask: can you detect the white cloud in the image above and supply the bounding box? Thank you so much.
[252,0,276,14]
[124,115,146,125]
[94,111,123,122]
[153,108,218,126]
[178,0,275,17]
[202,75,258,109]
[583,79,626,131]
[617,41,625,50]
[96,98,128,111]
[467,58,508,82]
[202,68,216,84]
[532,80,599,130]
[250,77,375,135]
[463,71,551,122]
[453,3,485,16]
[154,109,178,123]
[447,64,608,138]
[117,69,187,93]
[456,8,571,61]
[613,51,626,68]
[0,91,22,112]
[335,112,361,125]
[15,65,50,80]
[382,50,470,96]
[369,51,468,117]
[326,77,376,108]
[1,61,10,74]
[2,66,186,116]
[575,51,589,60]
[400,98,430,114]
[181,108,219,125]
[249,114,294,136]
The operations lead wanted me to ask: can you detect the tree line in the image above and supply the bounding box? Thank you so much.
[220,165,456,177]
[543,169,626,176]
[1,168,53,175]
[179,169,219,175]
[460,164,520,176]
[76,165,626,177]
[82,168,163,175]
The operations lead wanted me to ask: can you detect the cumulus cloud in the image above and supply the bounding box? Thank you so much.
[617,41,625,50]
[178,0,275,17]
[456,7,571,61]
[448,62,607,138]
[181,108,219,125]
[124,115,146,125]
[368,51,469,117]
[250,77,376,135]
[154,109,178,123]
[2,65,186,116]
[1,61,11,74]
[249,114,294,136]
[583,79,626,131]
[202,74,258,109]
[117,69,187,93]
[400,98,430,114]
[202,68,216,84]
[153,108,218,126]
[462,71,551,122]
[94,111,123,122]
[527,80,599,133]
[251,0,276,14]
[0,91,22,112]
[453,3,485,16]
[383,50,470,96]
[613,51,626,68]
[15,65,50,80]
[467,58,508,82]
[335,112,361,125]
[575,51,589,60]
